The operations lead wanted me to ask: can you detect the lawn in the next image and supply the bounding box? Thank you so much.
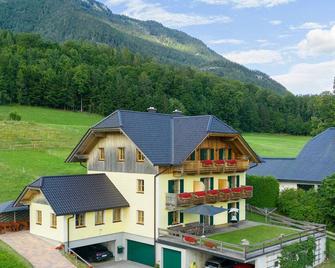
[208,225,298,246]
[0,240,32,268]
[246,211,267,224]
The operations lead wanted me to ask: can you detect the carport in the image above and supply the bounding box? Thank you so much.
[0,200,29,233]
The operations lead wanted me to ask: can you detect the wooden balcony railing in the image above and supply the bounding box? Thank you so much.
[166,186,253,210]
[173,159,249,176]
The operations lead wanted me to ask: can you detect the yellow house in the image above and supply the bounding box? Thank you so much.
[15,108,262,267]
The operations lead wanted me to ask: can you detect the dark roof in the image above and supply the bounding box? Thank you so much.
[67,110,243,165]
[23,174,129,216]
[248,128,335,183]
[0,200,28,213]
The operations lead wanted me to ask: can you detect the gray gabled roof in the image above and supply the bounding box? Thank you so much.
[0,200,28,213]
[67,110,243,165]
[17,174,129,216]
[248,127,335,183]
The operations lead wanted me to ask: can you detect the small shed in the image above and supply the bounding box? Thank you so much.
[0,200,29,223]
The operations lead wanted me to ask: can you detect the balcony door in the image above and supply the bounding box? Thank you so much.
[228,176,240,188]
[200,215,214,226]
[168,179,184,194]
[200,177,214,191]
[200,148,215,160]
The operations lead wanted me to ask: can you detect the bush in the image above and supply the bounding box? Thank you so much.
[277,188,321,223]
[318,174,335,230]
[246,175,279,208]
[8,112,21,121]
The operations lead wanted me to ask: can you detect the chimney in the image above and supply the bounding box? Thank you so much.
[147,107,157,113]
[172,109,183,116]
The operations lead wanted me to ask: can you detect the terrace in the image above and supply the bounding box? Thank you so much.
[166,186,253,210]
[158,220,326,262]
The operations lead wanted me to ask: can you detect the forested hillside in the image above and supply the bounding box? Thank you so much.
[0,0,287,95]
[0,31,334,135]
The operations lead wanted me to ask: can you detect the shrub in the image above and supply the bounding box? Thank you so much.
[8,112,21,121]
[318,174,335,230]
[246,175,279,208]
[277,188,321,223]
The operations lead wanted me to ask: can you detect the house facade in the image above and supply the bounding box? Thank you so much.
[14,109,326,268]
[248,127,335,191]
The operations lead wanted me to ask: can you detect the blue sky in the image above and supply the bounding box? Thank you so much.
[100,0,335,95]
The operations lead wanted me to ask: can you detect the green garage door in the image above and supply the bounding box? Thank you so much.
[163,248,181,268]
[127,240,155,267]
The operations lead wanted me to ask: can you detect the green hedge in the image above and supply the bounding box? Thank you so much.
[246,175,279,208]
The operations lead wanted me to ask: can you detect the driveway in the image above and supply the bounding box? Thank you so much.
[0,231,75,268]
[94,260,151,268]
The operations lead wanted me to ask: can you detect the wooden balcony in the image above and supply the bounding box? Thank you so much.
[166,186,253,210]
[173,159,249,177]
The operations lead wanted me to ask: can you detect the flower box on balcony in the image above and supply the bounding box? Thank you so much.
[177,192,193,206]
[231,187,242,199]
[203,240,217,249]
[183,235,198,245]
[193,191,206,205]
[214,160,225,165]
[241,186,253,198]
[206,189,218,203]
[218,188,231,201]
[178,192,193,199]
[226,159,237,165]
[201,160,213,166]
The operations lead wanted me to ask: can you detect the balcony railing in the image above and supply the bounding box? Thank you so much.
[173,159,249,176]
[166,186,253,210]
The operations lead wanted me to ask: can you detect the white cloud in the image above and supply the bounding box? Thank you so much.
[208,38,244,45]
[197,0,294,8]
[224,49,283,64]
[297,25,335,57]
[272,60,335,94]
[104,0,231,28]
[270,20,282,25]
[290,22,326,31]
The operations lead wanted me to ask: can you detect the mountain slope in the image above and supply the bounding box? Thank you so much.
[0,0,288,94]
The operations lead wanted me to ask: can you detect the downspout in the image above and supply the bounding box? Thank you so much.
[67,215,74,252]
[154,166,171,266]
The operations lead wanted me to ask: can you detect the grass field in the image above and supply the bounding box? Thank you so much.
[0,241,32,268]
[0,105,311,203]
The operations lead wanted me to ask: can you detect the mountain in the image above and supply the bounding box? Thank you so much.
[0,0,288,95]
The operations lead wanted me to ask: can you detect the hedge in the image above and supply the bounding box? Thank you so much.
[246,175,279,208]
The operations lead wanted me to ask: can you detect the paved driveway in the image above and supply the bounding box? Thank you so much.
[0,231,75,268]
[94,260,151,268]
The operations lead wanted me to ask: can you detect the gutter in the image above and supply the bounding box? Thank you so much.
[67,215,74,252]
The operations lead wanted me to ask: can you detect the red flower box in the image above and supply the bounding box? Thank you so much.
[214,160,225,165]
[183,235,198,244]
[178,192,192,199]
[232,187,242,193]
[194,191,206,197]
[201,160,213,166]
[243,186,253,191]
[207,190,218,195]
[220,188,231,193]
[226,159,237,165]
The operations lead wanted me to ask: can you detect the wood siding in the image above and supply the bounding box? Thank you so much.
[88,132,157,174]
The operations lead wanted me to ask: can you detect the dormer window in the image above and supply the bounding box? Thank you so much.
[118,147,125,161]
[136,149,145,162]
[98,148,105,161]
[187,151,196,161]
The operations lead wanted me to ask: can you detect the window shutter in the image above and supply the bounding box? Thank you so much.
[168,180,175,193]
[179,179,184,193]
[210,149,215,160]
[228,148,232,160]
[210,216,214,226]
[237,202,240,221]
[180,212,184,223]
[219,148,225,160]
[168,212,173,225]
[210,177,214,190]
[236,175,240,187]
[228,176,233,188]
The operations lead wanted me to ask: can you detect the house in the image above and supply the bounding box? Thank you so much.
[248,127,335,191]
[14,108,326,268]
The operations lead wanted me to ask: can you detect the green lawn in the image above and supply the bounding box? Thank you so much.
[246,211,267,224]
[209,225,298,245]
[242,133,311,157]
[0,240,32,268]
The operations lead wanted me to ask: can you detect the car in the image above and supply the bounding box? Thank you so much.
[73,244,114,262]
[205,257,235,268]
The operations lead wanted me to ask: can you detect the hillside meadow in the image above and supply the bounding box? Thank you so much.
[0,105,310,203]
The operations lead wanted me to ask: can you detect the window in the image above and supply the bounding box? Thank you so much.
[137,210,144,225]
[200,148,214,160]
[95,210,104,225]
[168,211,184,225]
[118,147,125,161]
[187,151,196,161]
[98,148,105,161]
[50,213,57,228]
[36,210,42,225]
[137,179,144,193]
[219,148,225,160]
[75,213,86,228]
[136,149,145,162]
[113,208,122,222]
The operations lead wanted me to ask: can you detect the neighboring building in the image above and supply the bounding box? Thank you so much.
[14,109,326,267]
[248,127,335,191]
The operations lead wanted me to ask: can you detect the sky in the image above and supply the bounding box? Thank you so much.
[99,0,335,95]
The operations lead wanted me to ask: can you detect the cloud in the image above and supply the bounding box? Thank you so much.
[208,38,244,45]
[103,0,231,28]
[297,25,335,57]
[290,22,326,31]
[270,20,282,25]
[272,60,335,94]
[224,49,283,64]
[197,0,294,8]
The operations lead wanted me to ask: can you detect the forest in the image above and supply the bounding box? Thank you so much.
[0,30,334,135]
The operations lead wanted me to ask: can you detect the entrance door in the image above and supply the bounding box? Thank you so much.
[163,248,181,268]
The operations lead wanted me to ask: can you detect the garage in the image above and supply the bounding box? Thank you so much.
[163,248,181,268]
[127,240,155,267]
